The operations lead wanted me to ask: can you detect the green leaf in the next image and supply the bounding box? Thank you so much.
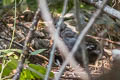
[20,69,35,80]
[28,64,54,79]
[0,59,18,77]
[20,64,54,80]
[30,49,46,55]
[0,49,22,54]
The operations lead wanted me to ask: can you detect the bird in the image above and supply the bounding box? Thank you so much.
[55,21,101,65]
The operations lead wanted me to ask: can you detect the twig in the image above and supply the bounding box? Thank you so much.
[44,43,56,80]
[44,0,68,80]
[74,0,85,32]
[0,35,23,48]
[29,47,49,62]
[55,0,108,80]
[82,0,120,20]
[9,0,17,49]
[86,35,120,45]
[38,0,78,70]
[38,0,70,59]
[74,0,91,79]
[12,9,40,80]
[26,64,53,80]
[26,65,45,79]
[61,76,83,80]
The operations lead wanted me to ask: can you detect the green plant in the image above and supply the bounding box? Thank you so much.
[0,48,51,79]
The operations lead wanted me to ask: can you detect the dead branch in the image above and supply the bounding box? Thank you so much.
[86,35,120,46]
[0,35,23,48]
[38,0,78,71]
[44,0,69,80]
[55,0,108,80]
[82,0,120,20]
[12,9,40,80]
[74,0,91,79]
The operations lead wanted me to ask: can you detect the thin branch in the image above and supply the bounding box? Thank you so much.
[74,0,86,33]
[61,76,83,80]
[12,9,40,80]
[55,0,108,80]
[44,0,69,80]
[38,0,78,67]
[86,35,120,45]
[9,0,17,49]
[27,65,45,79]
[26,65,53,80]
[82,0,120,20]
[0,35,23,48]
[74,0,91,79]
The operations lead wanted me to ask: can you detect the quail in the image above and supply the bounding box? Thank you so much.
[56,21,101,65]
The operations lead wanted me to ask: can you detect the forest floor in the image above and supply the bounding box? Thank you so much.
[0,10,120,80]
